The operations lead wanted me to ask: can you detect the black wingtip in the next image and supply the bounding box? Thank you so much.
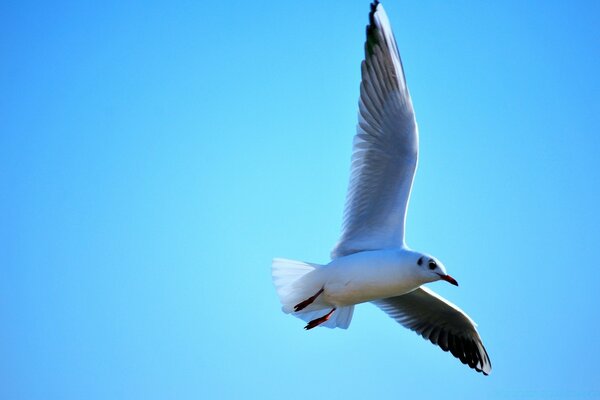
[369,1,380,26]
[365,1,382,56]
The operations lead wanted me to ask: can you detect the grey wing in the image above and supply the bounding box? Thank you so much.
[331,2,418,259]
[372,287,492,375]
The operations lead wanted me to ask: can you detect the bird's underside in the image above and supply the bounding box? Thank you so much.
[292,283,491,375]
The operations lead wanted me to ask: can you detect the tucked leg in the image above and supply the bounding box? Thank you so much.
[304,308,336,330]
[294,287,324,312]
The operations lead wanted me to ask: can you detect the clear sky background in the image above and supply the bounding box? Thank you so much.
[2,1,600,399]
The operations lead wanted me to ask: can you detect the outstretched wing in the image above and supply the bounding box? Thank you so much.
[372,287,492,375]
[331,2,418,259]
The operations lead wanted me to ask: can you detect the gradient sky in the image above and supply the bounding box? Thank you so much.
[2,1,600,399]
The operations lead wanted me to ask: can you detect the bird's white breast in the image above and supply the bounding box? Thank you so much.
[319,249,423,306]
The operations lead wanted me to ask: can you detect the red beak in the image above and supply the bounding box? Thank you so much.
[438,274,459,286]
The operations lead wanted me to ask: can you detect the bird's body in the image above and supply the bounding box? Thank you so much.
[272,1,492,375]
[297,249,433,308]
[322,249,426,306]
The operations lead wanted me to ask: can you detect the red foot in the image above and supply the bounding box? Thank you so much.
[304,308,336,330]
[294,288,324,312]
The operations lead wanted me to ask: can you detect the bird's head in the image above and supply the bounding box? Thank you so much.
[415,253,458,286]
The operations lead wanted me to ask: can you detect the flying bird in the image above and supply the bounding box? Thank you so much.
[272,1,491,375]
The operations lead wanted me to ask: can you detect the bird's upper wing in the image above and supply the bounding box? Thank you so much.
[372,287,492,375]
[331,2,418,259]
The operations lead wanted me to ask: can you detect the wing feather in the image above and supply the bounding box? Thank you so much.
[332,2,418,258]
[372,287,492,375]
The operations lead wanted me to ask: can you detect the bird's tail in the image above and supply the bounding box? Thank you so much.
[271,258,354,329]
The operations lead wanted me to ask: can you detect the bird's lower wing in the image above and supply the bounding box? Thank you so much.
[372,286,492,375]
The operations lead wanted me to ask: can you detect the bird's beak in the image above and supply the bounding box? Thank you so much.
[438,273,459,286]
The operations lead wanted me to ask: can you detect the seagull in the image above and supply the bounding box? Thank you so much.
[271,1,491,375]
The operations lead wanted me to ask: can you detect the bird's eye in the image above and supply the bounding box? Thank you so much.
[417,256,424,266]
[428,260,437,270]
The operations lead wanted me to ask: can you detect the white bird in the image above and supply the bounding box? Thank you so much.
[272,1,491,375]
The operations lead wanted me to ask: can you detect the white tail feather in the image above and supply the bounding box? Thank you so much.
[272,258,320,313]
[271,258,354,329]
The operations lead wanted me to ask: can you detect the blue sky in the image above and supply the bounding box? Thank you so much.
[2,1,600,399]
